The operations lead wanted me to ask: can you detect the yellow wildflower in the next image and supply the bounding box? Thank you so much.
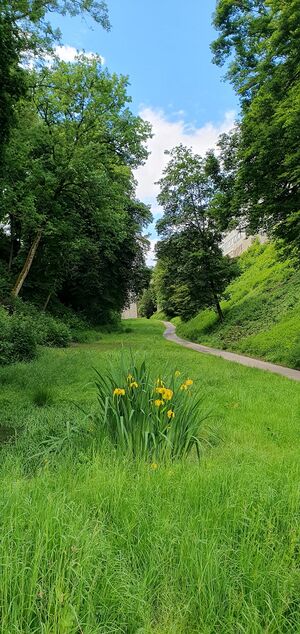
[162,388,173,401]
[113,388,125,396]
[180,383,188,391]
[175,370,181,377]
[154,399,164,407]
[167,409,175,419]
[127,374,134,382]
[130,381,139,389]
[155,387,165,395]
[185,379,193,386]
[151,463,158,470]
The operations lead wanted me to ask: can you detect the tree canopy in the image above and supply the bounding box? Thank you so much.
[0,25,152,323]
[156,145,237,321]
[212,0,300,251]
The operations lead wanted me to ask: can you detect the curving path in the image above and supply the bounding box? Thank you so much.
[163,321,300,382]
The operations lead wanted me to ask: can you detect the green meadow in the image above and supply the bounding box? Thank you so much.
[0,319,299,633]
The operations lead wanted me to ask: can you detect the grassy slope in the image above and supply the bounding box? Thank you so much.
[176,242,300,369]
[0,320,300,632]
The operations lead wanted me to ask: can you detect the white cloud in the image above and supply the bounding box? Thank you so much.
[135,108,236,201]
[54,45,105,65]
[23,45,105,68]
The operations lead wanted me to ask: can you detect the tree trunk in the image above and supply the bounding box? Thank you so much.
[214,296,224,322]
[11,229,42,298]
[42,291,52,312]
[8,215,15,272]
[209,280,224,321]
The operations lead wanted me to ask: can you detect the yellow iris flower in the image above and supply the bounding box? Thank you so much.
[113,388,125,396]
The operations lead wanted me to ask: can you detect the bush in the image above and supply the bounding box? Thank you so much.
[95,359,209,461]
[0,308,37,365]
[0,303,72,366]
[10,314,37,362]
[35,315,71,348]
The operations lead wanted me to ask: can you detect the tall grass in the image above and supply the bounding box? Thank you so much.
[0,451,299,633]
[95,358,209,461]
[0,320,299,631]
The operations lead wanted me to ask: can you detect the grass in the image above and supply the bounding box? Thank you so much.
[175,242,300,369]
[0,319,300,632]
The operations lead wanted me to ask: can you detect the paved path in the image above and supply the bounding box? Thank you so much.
[163,321,300,382]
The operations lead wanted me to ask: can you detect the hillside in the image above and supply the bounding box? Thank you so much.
[174,241,300,369]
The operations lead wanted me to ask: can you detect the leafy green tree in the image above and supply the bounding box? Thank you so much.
[0,1,110,160]
[0,13,27,167]
[138,287,157,319]
[0,56,152,320]
[156,145,237,321]
[212,0,300,251]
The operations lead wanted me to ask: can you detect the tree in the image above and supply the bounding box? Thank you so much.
[0,0,110,165]
[0,13,27,168]
[156,145,237,321]
[138,287,157,319]
[0,56,152,320]
[212,0,300,251]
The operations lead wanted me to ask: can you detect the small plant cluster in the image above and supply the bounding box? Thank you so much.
[95,359,207,461]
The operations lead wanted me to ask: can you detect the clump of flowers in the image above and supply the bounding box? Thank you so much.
[95,359,206,461]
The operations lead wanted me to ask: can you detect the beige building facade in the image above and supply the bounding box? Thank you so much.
[122,301,138,319]
[221,228,267,258]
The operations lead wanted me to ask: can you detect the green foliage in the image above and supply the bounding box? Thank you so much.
[0,13,27,165]
[150,309,168,321]
[35,315,71,348]
[156,145,239,321]
[0,301,76,366]
[0,5,152,327]
[0,0,110,165]
[0,57,151,317]
[0,307,37,364]
[95,359,208,461]
[212,0,300,251]
[177,242,300,368]
[138,287,157,318]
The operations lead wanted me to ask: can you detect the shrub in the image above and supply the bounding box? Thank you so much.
[10,314,37,362]
[95,359,208,461]
[0,309,37,365]
[36,316,71,348]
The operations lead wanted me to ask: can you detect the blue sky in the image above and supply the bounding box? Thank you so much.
[51,0,238,262]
